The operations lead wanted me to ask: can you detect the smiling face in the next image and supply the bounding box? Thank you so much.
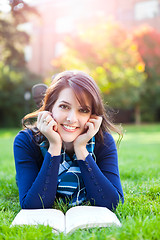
[51,88,92,145]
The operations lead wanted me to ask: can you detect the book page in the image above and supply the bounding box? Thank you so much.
[65,206,121,234]
[11,209,65,233]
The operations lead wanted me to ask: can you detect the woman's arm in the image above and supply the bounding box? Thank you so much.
[78,133,124,210]
[14,130,61,209]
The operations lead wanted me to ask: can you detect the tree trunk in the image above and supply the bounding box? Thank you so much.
[135,104,141,125]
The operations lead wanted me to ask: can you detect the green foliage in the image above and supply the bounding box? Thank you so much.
[0,0,38,68]
[0,125,160,239]
[0,61,42,127]
[52,21,146,113]
[133,26,160,121]
[0,0,41,127]
[0,14,28,68]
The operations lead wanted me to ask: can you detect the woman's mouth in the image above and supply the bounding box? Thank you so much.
[61,124,78,132]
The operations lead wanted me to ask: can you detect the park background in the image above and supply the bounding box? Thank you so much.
[1,0,160,127]
[0,0,160,240]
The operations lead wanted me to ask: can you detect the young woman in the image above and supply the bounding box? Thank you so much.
[14,70,124,210]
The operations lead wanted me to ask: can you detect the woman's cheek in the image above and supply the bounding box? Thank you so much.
[51,111,58,121]
[81,120,88,133]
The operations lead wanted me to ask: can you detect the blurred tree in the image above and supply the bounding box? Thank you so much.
[133,26,160,122]
[52,22,146,123]
[9,0,38,25]
[0,16,28,67]
[0,0,41,127]
[0,61,41,127]
[0,0,38,68]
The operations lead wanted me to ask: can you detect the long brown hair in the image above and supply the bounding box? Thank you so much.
[23,70,122,143]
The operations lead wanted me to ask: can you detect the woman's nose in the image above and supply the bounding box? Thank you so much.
[66,110,78,123]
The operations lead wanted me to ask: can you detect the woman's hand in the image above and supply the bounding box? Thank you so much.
[74,115,102,160]
[37,111,62,156]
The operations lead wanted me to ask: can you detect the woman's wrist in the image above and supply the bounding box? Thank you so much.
[74,145,88,160]
[48,143,62,157]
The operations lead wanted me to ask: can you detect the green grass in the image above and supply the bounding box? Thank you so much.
[0,125,160,239]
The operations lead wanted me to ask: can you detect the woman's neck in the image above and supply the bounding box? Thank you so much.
[63,142,74,155]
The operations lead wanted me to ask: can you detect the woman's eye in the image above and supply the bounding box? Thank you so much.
[79,108,90,113]
[59,104,69,110]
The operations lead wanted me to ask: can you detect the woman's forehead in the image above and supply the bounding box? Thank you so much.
[57,87,92,107]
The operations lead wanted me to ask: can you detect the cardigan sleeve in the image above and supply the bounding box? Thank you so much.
[13,130,61,209]
[78,132,124,210]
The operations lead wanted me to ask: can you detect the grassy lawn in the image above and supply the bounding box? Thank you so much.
[0,125,159,239]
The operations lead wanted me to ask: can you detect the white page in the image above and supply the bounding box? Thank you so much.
[11,209,65,233]
[65,206,121,234]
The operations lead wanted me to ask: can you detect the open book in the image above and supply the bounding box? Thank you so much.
[11,206,121,234]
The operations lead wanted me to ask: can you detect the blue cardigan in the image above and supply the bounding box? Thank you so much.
[13,129,124,210]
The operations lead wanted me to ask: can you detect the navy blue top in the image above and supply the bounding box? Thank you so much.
[13,129,124,210]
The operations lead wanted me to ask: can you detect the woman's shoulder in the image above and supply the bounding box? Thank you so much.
[14,129,43,166]
[103,131,115,141]
[14,128,38,149]
[99,131,116,145]
[95,131,116,152]
[14,128,34,141]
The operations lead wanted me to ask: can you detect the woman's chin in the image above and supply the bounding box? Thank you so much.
[62,137,75,143]
[59,133,76,143]
[58,129,81,143]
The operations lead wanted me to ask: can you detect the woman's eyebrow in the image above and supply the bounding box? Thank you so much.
[79,105,91,110]
[83,105,91,109]
[60,100,91,109]
[59,100,71,105]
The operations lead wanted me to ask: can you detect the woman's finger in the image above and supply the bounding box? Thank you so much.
[44,114,53,124]
[88,116,102,129]
[85,122,94,135]
[48,119,58,131]
[39,111,52,125]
